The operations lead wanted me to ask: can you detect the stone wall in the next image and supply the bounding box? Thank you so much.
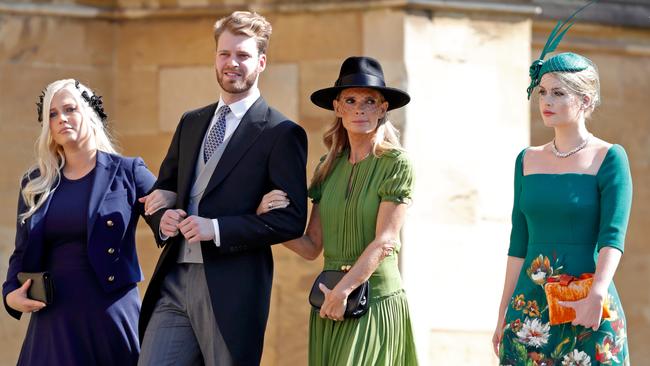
[401,11,531,364]
[0,1,648,365]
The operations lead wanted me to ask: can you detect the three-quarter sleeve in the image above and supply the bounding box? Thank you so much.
[378,151,414,204]
[596,144,633,253]
[508,149,529,258]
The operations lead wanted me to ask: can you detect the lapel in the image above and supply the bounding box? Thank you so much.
[202,97,268,198]
[29,182,56,233]
[86,151,119,240]
[178,103,218,207]
[24,151,118,266]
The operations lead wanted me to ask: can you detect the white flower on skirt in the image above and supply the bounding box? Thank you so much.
[561,349,591,366]
[516,318,550,348]
[531,270,547,283]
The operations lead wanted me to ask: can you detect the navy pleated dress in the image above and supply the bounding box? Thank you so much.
[17,169,140,366]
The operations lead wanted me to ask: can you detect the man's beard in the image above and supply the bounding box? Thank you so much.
[217,68,259,94]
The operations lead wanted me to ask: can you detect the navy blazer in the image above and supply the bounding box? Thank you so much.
[2,151,156,319]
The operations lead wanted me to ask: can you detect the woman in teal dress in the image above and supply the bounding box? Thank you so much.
[493,30,633,366]
[257,57,418,365]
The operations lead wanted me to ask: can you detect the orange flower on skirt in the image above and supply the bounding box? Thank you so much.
[523,300,541,318]
[512,294,526,310]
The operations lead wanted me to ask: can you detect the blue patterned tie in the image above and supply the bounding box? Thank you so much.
[203,105,230,163]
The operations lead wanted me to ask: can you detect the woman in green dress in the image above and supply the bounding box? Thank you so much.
[257,56,418,365]
[493,50,633,365]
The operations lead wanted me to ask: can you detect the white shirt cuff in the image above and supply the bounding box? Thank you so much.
[159,227,169,241]
[212,219,221,247]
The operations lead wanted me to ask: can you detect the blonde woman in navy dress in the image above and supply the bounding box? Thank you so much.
[2,79,175,365]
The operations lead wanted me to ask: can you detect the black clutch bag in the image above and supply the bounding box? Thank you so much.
[308,270,369,319]
[17,272,54,305]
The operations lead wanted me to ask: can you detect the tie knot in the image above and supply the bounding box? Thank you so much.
[217,105,231,118]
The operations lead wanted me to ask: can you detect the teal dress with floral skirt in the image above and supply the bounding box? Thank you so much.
[307,149,418,366]
[500,145,632,366]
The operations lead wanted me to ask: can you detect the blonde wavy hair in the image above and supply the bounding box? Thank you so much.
[550,62,601,119]
[19,79,117,222]
[311,92,403,186]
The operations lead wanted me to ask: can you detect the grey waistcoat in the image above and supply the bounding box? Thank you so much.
[177,132,233,263]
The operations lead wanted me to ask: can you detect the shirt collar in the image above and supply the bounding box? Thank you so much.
[216,87,261,120]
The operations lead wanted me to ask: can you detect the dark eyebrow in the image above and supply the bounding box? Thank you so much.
[50,103,76,111]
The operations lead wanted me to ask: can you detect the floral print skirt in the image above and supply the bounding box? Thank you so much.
[500,249,629,366]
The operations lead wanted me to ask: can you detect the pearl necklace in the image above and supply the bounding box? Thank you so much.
[551,134,591,158]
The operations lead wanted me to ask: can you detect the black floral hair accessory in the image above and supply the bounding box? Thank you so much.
[36,80,108,124]
[75,80,108,123]
[36,90,46,123]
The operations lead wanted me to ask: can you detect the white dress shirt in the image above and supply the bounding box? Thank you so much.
[209,88,261,246]
[160,88,261,246]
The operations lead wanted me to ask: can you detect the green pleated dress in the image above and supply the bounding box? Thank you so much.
[307,149,418,366]
[500,145,633,366]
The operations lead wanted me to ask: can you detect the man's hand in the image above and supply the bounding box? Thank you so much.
[160,209,187,238]
[178,216,215,244]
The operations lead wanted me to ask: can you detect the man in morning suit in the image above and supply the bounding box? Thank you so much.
[138,11,308,366]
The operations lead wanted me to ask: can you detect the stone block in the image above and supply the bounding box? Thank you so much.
[363,8,404,61]
[158,66,218,132]
[264,245,322,366]
[116,19,215,67]
[266,11,362,63]
[112,66,160,135]
[428,330,498,365]
[118,132,175,174]
[77,0,117,7]
[298,60,341,121]
[178,0,209,7]
[259,62,299,123]
[0,16,113,66]
[135,222,160,293]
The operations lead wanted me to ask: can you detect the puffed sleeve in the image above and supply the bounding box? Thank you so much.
[508,149,529,258]
[307,155,327,204]
[596,145,632,253]
[378,151,414,204]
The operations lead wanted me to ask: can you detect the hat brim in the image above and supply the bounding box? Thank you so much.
[310,85,410,111]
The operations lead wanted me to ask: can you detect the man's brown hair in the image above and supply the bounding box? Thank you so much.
[213,11,272,55]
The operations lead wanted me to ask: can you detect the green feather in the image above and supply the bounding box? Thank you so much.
[526,0,600,99]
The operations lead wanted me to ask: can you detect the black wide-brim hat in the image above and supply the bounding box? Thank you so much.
[310,56,410,111]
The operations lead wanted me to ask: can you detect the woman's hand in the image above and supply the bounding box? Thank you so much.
[139,189,177,215]
[256,190,290,215]
[559,289,606,331]
[318,283,347,322]
[492,319,506,357]
[6,279,46,313]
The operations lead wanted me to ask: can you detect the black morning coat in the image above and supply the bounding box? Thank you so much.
[141,97,308,366]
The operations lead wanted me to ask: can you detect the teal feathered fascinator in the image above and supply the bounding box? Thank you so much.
[527,0,599,99]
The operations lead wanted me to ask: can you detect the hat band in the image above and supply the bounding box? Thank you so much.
[336,73,386,88]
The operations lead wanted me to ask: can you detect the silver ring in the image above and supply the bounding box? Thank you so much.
[268,202,273,209]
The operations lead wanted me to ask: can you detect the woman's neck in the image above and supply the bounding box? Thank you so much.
[347,133,373,164]
[62,147,97,179]
[553,122,590,152]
